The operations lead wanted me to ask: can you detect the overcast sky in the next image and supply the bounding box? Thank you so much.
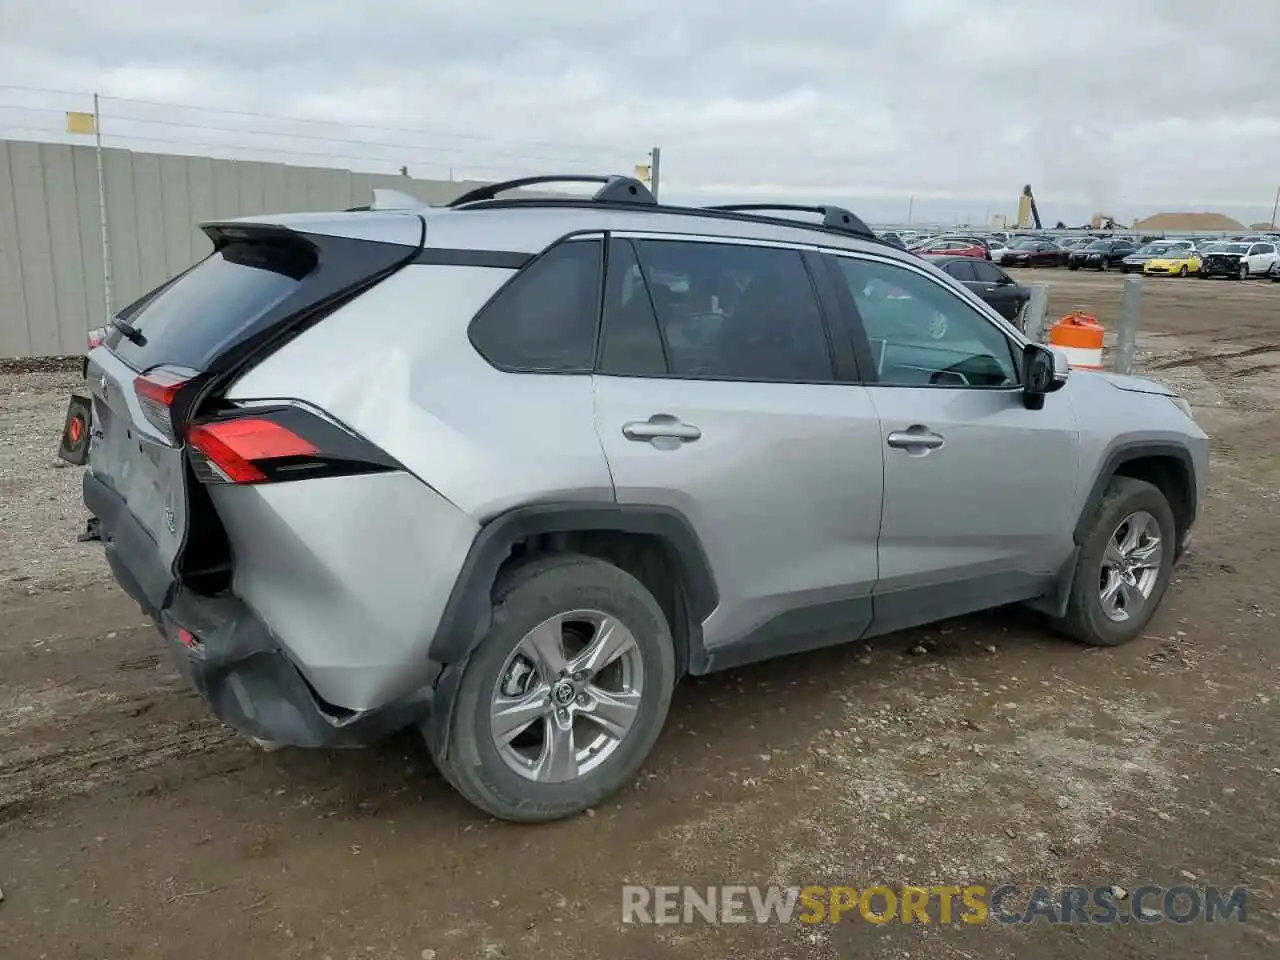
[2,0,1279,226]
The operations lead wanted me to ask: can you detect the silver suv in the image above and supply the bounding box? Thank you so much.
[65,175,1209,822]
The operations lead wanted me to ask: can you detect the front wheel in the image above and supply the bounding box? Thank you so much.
[432,555,676,822]
[1054,477,1176,647]
[1238,262,1250,280]
[1178,265,1188,277]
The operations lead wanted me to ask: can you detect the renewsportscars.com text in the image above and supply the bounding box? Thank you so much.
[621,884,1249,925]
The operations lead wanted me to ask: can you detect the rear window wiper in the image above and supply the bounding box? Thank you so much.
[111,317,145,345]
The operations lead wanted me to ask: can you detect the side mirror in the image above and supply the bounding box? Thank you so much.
[1021,343,1068,409]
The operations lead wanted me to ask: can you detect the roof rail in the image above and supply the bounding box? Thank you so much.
[704,203,877,241]
[448,174,656,208]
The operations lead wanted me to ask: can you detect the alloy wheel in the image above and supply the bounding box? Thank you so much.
[1098,511,1163,623]
[490,610,645,783]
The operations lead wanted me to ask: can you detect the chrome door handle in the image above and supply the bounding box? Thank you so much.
[886,430,944,450]
[623,415,701,443]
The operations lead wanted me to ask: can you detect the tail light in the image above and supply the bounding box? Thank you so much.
[134,366,195,444]
[87,326,108,350]
[186,404,399,485]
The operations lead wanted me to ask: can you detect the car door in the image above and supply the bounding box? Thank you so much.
[824,250,1080,635]
[1250,242,1277,274]
[593,234,886,666]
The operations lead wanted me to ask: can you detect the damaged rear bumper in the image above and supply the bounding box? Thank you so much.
[158,589,438,748]
[84,470,438,748]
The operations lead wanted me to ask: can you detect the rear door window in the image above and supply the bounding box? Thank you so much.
[971,261,1008,284]
[943,260,979,282]
[622,239,835,382]
[106,242,314,371]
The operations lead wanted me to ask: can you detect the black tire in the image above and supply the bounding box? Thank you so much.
[1238,262,1249,280]
[1068,264,1079,271]
[1055,476,1177,647]
[1178,265,1188,277]
[432,554,676,822]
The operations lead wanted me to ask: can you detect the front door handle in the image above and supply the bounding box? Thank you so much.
[886,429,945,450]
[623,415,701,443]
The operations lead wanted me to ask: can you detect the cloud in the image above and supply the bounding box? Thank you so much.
[1,0,1278,224]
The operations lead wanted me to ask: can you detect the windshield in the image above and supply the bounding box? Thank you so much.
[1223,243,1250,254]
[1136,243,1171,256]
[1084,240,1111,251]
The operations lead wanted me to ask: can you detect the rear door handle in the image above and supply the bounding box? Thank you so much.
[623,415,701,443]
[886,429,944,450]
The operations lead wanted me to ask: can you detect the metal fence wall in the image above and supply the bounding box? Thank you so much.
[0,139,515,359]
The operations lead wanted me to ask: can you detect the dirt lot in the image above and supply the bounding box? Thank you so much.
[2,270,1279,959]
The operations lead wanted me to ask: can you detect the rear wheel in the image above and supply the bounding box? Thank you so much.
[1055,477,1176,647]
[433,555,676,822]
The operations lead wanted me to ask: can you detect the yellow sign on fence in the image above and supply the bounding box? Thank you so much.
[65,111,97,135]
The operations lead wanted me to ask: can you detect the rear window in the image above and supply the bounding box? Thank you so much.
[107,241,315,371]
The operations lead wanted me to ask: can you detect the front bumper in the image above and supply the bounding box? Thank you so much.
[83,470,436,747]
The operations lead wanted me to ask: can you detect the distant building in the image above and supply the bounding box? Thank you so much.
[1132,212,1246,232]
[1249,221,1277,231]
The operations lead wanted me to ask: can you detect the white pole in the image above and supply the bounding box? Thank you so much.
[649,146,661,201]
[93,94,114,321]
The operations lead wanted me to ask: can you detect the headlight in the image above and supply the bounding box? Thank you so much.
[1168,395,1194,420]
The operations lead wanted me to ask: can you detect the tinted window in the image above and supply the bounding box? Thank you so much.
[834,257,1018,388]
[1260,243,1276,254]
[943,260,979,281]
[598,239,667,377]
[106,241,313,371]
[470,239,602,372]
[971,261,1008,284]
[610,240,833,382]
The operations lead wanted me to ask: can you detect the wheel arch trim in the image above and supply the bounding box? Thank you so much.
[427,502,719,666]
[1073,441,1198,547]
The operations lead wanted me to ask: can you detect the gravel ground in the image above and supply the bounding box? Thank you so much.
[0,369,112,602]
[1,272,1278,959]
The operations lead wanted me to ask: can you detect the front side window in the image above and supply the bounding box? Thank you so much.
[469,239,602,372]
[832,256,1019,388]
[598,239,834,382]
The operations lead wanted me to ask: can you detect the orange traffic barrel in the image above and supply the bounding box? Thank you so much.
[1049,311,1104,369]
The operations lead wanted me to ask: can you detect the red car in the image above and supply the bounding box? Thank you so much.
[912,237,992,260]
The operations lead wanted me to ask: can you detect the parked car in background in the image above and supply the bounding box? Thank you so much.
[912,237,992,259]
[878,231,907,249]
[987,238,1011,262]
[1201,240,1280,279]
[1068,238,1137,271]
[1143,249,1202,277]
[1121,240,1193,274]
[931,255,1031,326]
[1002,238,1064,268]
[1056,238,1092,257]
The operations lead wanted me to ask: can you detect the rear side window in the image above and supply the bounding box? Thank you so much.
[599,239,834,382]
[107,241,314,371]
[469,239,602,372]
[943,260,978,281]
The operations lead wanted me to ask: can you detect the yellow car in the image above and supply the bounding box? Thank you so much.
[1144,251,1202,277]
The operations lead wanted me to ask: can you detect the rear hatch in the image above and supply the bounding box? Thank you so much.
[85,219,423,613]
